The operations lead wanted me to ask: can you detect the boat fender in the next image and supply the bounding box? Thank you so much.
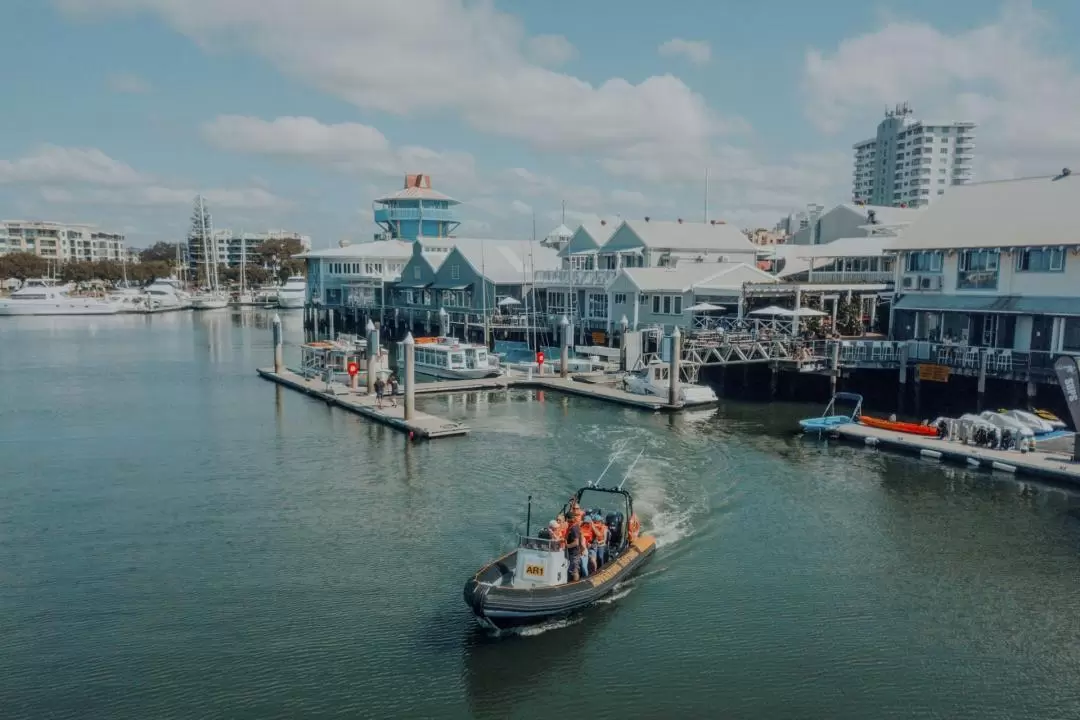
[864,437,879,446]
[992,462,1017,473]
[966,458,980,468]
[920,449,942,460]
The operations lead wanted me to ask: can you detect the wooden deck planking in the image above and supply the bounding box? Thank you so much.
[257,368,469,439]
[828,422,1080,485]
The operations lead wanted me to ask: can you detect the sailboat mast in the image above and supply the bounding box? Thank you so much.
[480,239,488,347]
[199,195,211,289]
[240,230,246,296]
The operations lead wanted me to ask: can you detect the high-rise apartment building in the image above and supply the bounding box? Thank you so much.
[852,103,975,208]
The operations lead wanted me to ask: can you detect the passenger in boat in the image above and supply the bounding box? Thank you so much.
[580,513,596,575]
[590,514,608,567]
[565,514,583,582]
[553,514,568,542]
[627,513,641,543]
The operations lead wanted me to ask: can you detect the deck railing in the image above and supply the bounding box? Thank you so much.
[533,269,618,287]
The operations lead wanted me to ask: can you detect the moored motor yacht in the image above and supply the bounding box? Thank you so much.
[140,278,191,312]
[277,276,307,308]
[0,281,120,316]
[621,360,717,405]
[190,292,229,310]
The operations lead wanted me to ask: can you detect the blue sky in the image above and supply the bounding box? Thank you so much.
[2,0,1078,247]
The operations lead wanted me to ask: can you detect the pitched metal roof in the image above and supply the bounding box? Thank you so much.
[894,293,1080,316]
[374,186,459,203]
[620,262,775,292]
[841,203,923,227]
[296,240,414,259]
[889,174,1080,250]
[791,236,894,259]
[447,238,561,283]
[620,220,757,253]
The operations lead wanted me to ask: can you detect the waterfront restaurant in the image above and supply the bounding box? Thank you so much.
[888,171,1080,376]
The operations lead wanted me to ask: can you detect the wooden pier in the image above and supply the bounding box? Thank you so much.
[825,422,1080,485]
[257,368,469,440]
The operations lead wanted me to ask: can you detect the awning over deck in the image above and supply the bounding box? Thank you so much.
[430,283,471,290]
[893,294,1080,316]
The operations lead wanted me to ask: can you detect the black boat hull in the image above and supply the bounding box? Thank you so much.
[464,536,657,629]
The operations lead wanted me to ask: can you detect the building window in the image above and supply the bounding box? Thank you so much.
[1015,247,1065,272]
[450,264,460,280]
[957,249,999,290]
[614,293,627,305]
[905,251,943,273]
[650,294,683,315]
[1063,318,1080,352]
[587,293,609,319]
[413,266,421,280]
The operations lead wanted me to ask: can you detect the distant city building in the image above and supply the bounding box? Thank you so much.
[184,196,311,272]
[774,204,824,239]
[373,174,461,241]
[0,220,127,262]
[748,228,786,246]
[852,102,975,208]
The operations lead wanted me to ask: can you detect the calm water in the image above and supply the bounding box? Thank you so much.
[2,310,1080,719]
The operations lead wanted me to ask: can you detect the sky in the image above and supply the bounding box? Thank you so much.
[2,0,1079,248]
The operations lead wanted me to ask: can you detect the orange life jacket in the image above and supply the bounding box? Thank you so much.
[581,523,594,546]
[554,521,568,541]
[591,520,607,544]
[628,513,640,541]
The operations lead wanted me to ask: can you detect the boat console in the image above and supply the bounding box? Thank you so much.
[512,535,568,589]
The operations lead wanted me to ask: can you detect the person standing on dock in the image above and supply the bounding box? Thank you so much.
[374,375,386,409]
[388,373,399,408]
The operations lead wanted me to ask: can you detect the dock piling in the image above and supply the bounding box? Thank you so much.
[620,315,629,372]
[272,313,284,374]
[669,326,682,406]
[328,309,335,340]
[404,332,416,421]
[439,307,449,338]
[830,340,840,395]
[977,349,988,409]
[559,315,570,379]
[366,319,377,395]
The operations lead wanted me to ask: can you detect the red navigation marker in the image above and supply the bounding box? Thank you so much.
[536,351,544,366]
[347,361,359,376]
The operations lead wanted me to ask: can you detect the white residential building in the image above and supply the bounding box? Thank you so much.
[188,229,313,271]
[1,220,126,262]
[889,171,1080,365]
[852,103,975,209]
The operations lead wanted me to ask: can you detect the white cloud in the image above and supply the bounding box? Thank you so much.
[0,145,145,185]
[39,184,285,209]
[658,39,711,66]
[526,34,575,67]
[59,0,736,177]
[202,115,478,189]
[106,72,152,93]
[802,4,1080,175]
[609,189,649,207]
[510,199,533,215]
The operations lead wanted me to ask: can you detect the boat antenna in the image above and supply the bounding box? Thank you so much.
[590,455,620,488]
[525,495,532,538]
[617,449,646,491]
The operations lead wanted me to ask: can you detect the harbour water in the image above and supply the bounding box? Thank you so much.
[2,310,1080,719]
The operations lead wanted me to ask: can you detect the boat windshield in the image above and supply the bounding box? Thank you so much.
[448,352,465,368]
[518,535,561,552]
[12,293,48,300]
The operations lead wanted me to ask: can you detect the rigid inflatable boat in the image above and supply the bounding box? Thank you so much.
[464,462,656,630]
[858,415,940,437]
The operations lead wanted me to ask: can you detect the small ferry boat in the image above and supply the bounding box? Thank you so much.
[0,280,120,316]
[463,455,656,630]
[859,415,940,437]
[395,336,502,380]
[277,276,307,309]
[799,392,863,432]
[622,360,717,405]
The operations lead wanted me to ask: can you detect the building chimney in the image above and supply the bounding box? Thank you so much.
[677,218,683,224]
[644,216,650,222]
[600,219,606,226]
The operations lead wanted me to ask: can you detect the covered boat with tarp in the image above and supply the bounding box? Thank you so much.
[463,454,656,630]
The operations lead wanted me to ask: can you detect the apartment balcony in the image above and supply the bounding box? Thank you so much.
[373,207,458,223]
[534,269,617,287]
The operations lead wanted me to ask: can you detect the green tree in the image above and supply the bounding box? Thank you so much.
[0,252,51,280]
[835,296,862,336]
[139,242,182,264]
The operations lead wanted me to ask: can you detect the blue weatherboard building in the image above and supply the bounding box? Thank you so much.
[373,174,461,241]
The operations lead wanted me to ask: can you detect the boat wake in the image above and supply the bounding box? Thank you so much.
[503,614,585,638]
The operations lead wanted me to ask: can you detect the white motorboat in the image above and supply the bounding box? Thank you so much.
[140,278,191,312]
[0,281,120,316]
[108,287,149,313]
[395,336,502,379]
[622,361,717,405]
[996,409,1057,434]
[277,276,307,308]
[191,292,229,310]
